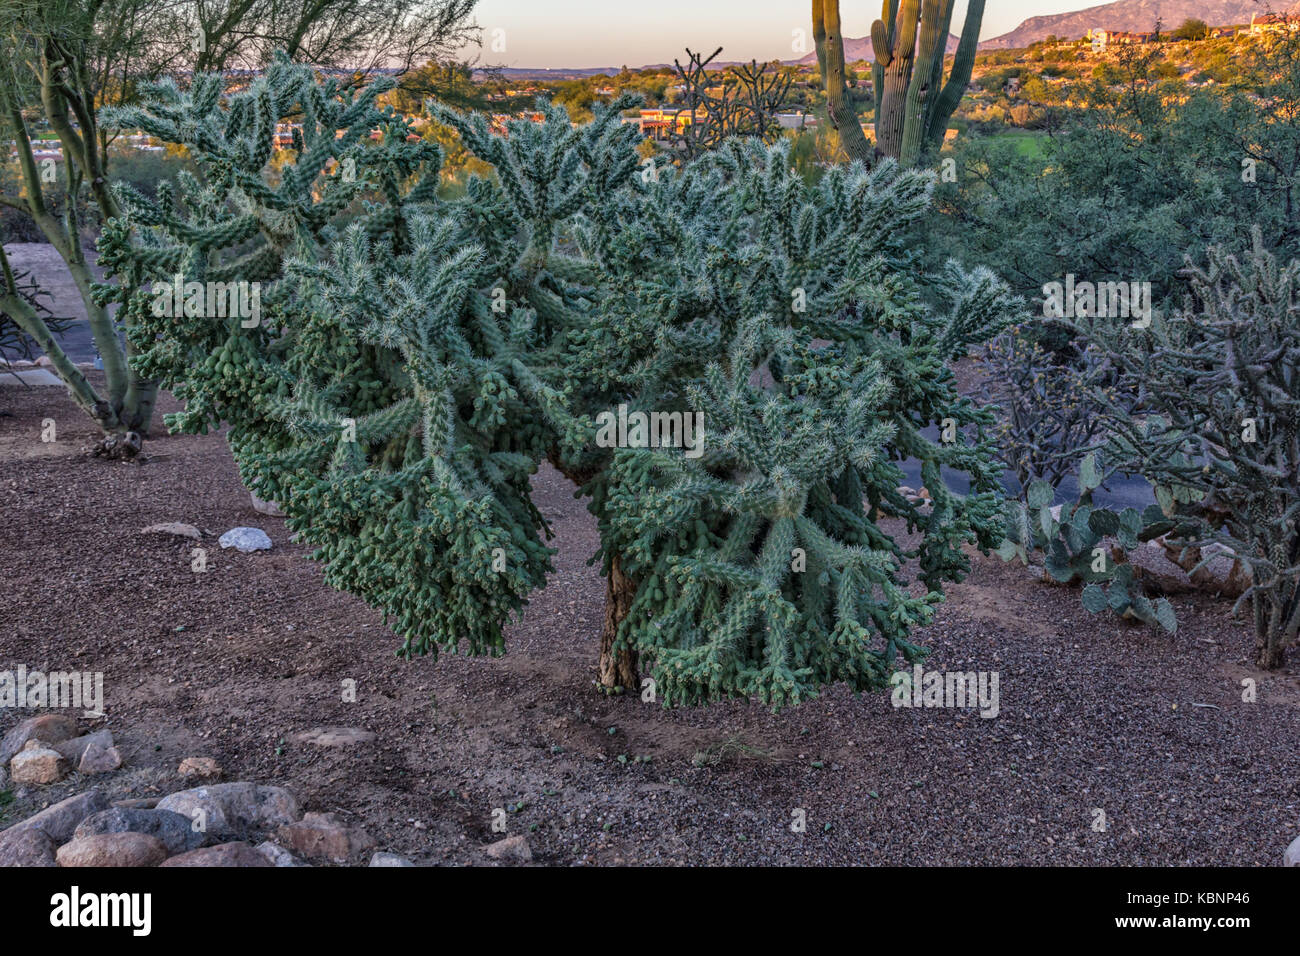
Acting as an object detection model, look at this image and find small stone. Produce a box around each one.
[78,742,122,775]
[10,743,68,784]
[0,790,108,843]
[73,807,205,855]
[276,811,376,863]
[52,729,113,764]
[1286,834,1300,867]
[484,835,532,863]
[218,527,272,553]
[56,832,168,867]
[155,782,300,840]
[290,727,377,748]
[178,757,222,780]
[159,842,273,867]
[141,522,201,540]
[0,714,78,766]
[255,841,311,867]
[0,828,57,867]
[250,492,286,518]
[369,852,415,867]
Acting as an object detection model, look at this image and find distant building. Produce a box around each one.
[1250,12,1300,35]
[773,111,817,131]
[1088,28,1109,52]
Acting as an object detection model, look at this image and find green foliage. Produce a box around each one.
[98,58,1017,708]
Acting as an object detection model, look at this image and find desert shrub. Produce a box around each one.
[96,58,1017,708]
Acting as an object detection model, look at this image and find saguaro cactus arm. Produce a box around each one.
[926,0,985,151]
[812,0,875,164]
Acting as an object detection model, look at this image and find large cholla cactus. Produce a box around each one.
[96,58,1016,708]
[1076,230,1300,669]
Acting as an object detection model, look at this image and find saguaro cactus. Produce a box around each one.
[813,0,985,166]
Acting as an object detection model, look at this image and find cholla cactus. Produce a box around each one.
[1075,230,1300,668]
[97,60,1017,707]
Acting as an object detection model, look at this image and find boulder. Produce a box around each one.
[78,741,122,774]
[0,790,108,843]
[484,834,532,863]
[159,842,273,867]
[0,714,78,765]
[218,527,272,553]
[52,729,113,764]
[56,832,168,867]
[254,841,311,867]
[155,782,300,841]
[275,811,375,863]
[10,741,68,784]
[0,828,57,867]
[73,807,205,855]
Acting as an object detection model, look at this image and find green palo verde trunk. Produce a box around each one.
[1,67,157,455]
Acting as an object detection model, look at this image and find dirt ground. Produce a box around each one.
[2,377,1298,865]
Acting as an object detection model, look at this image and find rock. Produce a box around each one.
[178,757,222,780]
[73,807,205,855]
[159,841,273,867]
[56,832,168,867]
[0,714,78,765]
[0,766,6,789]
[484,835,532,863]
[35,354,52,368]
[155,783,300,841]
[218,527,272,553]
[0,828,57,867]
[0,790,108,843]
[254,841,311,867]
[78,741,122,774]
[141,522,202,540]
[290,727,377,748]
[369,852,415,867]
[10,742,69,784]
[1286,834,1300,867]
[250,492,286,518]
[275,811,375,863]
[52,729,113,764]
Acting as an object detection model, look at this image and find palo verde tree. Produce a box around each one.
[0,0,476,454]
[97,59,1017,705]
[812,0,985,166]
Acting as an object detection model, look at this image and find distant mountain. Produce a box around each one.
[981,0,1278,48]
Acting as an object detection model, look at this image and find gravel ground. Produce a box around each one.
[1,378,1298,865]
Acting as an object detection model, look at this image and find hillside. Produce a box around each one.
[981,0,1277,47]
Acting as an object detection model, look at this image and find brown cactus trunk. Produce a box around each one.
[598,552,639,690]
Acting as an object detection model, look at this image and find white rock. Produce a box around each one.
[370,852,415,867]
[1285,834,1300,867]
[219,527,272,553]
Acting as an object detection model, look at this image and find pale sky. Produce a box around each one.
[455,1,1105,69]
